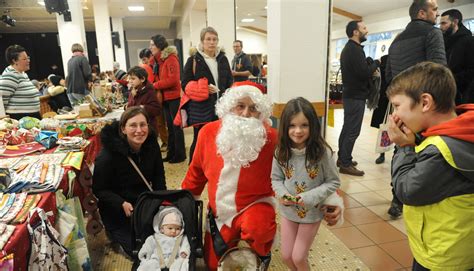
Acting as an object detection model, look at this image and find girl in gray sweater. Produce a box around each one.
[271,97,341,271]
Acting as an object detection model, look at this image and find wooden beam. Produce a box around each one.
[240,26,267,34]
[333,7,362,21]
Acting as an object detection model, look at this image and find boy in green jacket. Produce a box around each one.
[387,61,474,271]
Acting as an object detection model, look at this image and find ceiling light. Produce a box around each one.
[265,6,267,9]
[128,6,144,12]
[37,1,45,5]
[83,6,88,10]
[241,18,255,23]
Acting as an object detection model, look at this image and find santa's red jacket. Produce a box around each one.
[182,120,277,227]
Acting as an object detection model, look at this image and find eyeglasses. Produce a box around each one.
[126,122,149,130]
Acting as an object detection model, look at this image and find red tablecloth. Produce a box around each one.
[2,134,102,271]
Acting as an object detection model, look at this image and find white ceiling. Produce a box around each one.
[0,0,184,33]
[1,0,473,34]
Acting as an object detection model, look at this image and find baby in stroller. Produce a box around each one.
[137,206,190,271]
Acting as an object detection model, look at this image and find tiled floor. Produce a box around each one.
[326,108,413,270]
[88,107,413,270]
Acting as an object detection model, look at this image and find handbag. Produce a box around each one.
[375,103,394,153]
[27,207,68,270]
[127,156,153,192]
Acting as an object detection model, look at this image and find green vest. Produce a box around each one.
[403,136,474,270]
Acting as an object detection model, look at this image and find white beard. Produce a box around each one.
[216,114,267,168]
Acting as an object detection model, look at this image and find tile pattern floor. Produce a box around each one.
[88,108,412,270]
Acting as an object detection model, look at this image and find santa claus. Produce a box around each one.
[181,83,342,270]
[181,84,276,270]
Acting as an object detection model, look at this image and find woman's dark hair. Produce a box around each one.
[127,66,148,81]
[119,106,150,138]
[139,48,152,59]
[275,97,332,169]
[5,45,26,64]
[151,34,168,51]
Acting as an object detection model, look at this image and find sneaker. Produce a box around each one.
[339,165,365,176]
[336,160,358,167]
[160,143,168,153]
[375,153,385,164]
[387,202,403,219]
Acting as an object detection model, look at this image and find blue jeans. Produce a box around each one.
[337,98,365,167]
[67,90,90,105]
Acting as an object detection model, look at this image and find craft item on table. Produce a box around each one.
[18,117,40,130]
[0,193,16,218]
[0,118,19,131]
[54,113,78,120]
[0,253,14,271]
[0,224,15,250]
[35,131,58,149]
[0,168,12,192]
[56,137,89,153]
[61,152,84,170]
[11,194,41,224]
[0,142,46,157]
[82,193,98,212]
[3,128,37,146]
[40,118,60,131]
[5,153,67,194]
[0,192,27,223]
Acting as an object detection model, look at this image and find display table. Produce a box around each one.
[1,134,102,271]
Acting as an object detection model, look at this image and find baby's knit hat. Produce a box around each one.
[162,212,181,226]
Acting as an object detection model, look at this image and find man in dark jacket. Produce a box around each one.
[440,9,474,104]
[385,0,446,219]
[386,0,446,83]
[231,40,252,82]
[337,20,379,176]
[66,43,92,104]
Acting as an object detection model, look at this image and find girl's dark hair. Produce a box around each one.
[275,97,332,169]
[127,66,148,81]
[151,34,168,51]
[5,44,26,64]
[139,48,152,59]
[119,106,150,138]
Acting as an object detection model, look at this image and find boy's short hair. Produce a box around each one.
[387,62,456,113]
[71,43,84,53]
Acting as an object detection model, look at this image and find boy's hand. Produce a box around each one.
[387,115,415,146]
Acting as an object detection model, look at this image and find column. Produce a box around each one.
[207,0,235,62]
[267,0,331,120]
[178,17,192,61]
[111,17,127,71]
[189,10,207,47]
[56,0,87,77]
[92,0,114,72]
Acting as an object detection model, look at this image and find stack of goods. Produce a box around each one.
[1,153,67,194]
[56,137,89,153]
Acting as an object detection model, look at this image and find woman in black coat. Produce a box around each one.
[181,26,233,163]
[93,106,166,256]
[370,55,389,164]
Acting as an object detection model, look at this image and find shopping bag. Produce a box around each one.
[375,104,394,153]
[27,207,68,270]
[56,192,92,271]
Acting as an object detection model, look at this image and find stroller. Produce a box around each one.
[131,190,204,270]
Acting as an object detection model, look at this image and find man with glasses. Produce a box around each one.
[231,40,252,82]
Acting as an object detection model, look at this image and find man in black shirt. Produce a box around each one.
[231,40,252,82]
[338,20,379,176]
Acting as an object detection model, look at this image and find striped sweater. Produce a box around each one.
[0,66,40,114]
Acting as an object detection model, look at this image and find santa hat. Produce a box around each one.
[215,84,272,121]
[232,80,266,94]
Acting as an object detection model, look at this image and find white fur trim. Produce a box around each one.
[215,161,240,227]
[322,192,345,226]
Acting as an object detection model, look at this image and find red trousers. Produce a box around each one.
[204,203,276,270]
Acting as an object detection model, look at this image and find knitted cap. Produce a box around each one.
[162,212,181,226]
